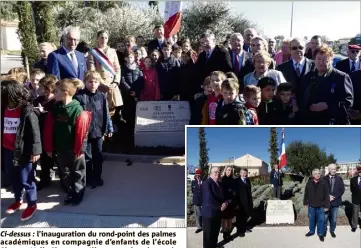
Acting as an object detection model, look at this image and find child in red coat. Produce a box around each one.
[139,57,161,101]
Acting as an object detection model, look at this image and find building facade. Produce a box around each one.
[209,154,269,177]
[324,161,360,176]
[1,20,22,51]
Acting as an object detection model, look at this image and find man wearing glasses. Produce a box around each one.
[276,37,315,104]
[48,26,87,81]
[335,44,361,74]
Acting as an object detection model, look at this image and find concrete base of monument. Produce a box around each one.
[266,200,295,224]
[1,161,185,228]
[134,132,185,148]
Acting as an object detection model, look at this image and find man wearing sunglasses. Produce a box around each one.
[276,38,315,106]
[335,44,361,74]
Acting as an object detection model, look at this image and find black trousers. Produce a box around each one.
[56,151,86,203]
[84,137,103,183]
[236,206,250,233]
[203,216,221,248]
[39,152,54,184]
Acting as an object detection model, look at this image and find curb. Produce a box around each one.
[103,152,185,163]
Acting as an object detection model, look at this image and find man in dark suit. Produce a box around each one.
[191,169,203,233]
[270,164,284,199]
[322,164,345,238]
[201,167,227,248]
[235,168,253,237]
[228,33,252,92]
[335,45,361,75]
[194,31,232,94]
[350,166,361,232]
[47,26,87,81]
[276,37,315,103]
[147,25,166,53]
[243,28,257,53]
[348,70,361,124]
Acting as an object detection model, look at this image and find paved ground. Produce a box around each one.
[187,226,360,248]
[1,160,186,228]
[1,55,22,74]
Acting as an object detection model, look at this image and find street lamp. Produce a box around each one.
[290,1,294,37]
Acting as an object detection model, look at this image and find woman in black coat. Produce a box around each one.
[220,166,236,243]
[298,44,353,125]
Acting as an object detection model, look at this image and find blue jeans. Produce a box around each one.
[3,148,37,206]
[308,206,325,236]
[324,206,338,233]
[84,137,103,182]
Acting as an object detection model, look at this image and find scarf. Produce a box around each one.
[125,62,137,71]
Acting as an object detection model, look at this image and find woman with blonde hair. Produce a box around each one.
[88,30,123,118]
[220,166,236,243]
[243,50,286,86]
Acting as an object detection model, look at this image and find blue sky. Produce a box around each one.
[186,127,361,166]
[132,1,360,40]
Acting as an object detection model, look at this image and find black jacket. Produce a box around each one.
[191,177,203,206]
[303,179,330,208]
[33,59,47,73]
[350,70,361,124]
[257,98,278,125]
[1,105,42,166]
[194,46,232,92]
[335,58,360,75]
[235,177,253,217]
[215,98,246,125]
[120,64,144,95]
[156,56,181,99]
[322,175,345,207]
[74,89,113,139]
[274,99,299,125]
[299,68,354,125]
[350,176,361,205]
[270,170,284,186]
[276,58,315,102]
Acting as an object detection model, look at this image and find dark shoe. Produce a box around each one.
[95,178,104,187]
[246,229,252,233]
[323,232,327,237]
[319,236,324,242]
[238,232,245,237]
[305,232,314,237]
[64,196,73,205]
[36,181,50,191]
[195,229,202,234]
[126,159,132,166]
[330,232,336,238]
[351,228,356,232]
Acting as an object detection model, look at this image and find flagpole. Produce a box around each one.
[279,128,284,186]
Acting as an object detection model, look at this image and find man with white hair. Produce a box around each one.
[304,168,330,242]
[322,164,345,238]
[47,26,87,81]
[228,33,251,86]
[243,28,257,53]
[201,166,227,248]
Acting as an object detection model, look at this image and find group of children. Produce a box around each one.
[1,69,112,221]
[192,71,299,125]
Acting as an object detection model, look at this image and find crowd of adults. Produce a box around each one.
[192,164,361,248]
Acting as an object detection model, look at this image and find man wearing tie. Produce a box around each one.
[191,169,203,233]
[47,26,86,81]
[228,33,251,93]
[350,166,361,232]
[270,164,284,199]
[322,164,345,238]
[201,167,226,248]
[276,37,315,103]
[147,25,166,53]
[335,44,361,74]
[235,168,253,237]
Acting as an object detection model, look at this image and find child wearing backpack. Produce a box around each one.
[43,78,92,206]
[2,80,42,221]
[74,71,113,188]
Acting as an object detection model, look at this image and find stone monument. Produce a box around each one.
[134,101,190,147]
[266,200,295,224]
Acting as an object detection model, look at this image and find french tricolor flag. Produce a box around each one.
[279,128,287,170]
[163,1,183,40]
